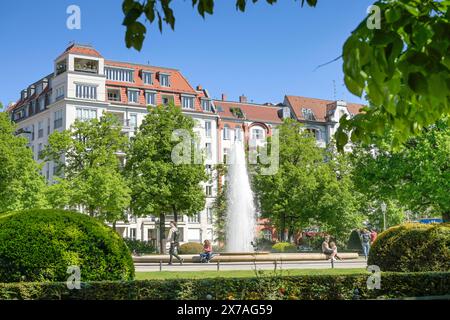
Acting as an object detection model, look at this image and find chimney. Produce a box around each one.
[239,95,247,103]
[221,93,227,101]
[196,85,203,91]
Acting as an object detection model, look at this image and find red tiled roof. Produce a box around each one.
[284,95,364,121]
[213,100,282,124]
[58,43,103,59]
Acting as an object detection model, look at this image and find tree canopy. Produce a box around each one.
[0,111,47,212]
[42,113,131,224]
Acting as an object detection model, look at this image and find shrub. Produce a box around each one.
[179,242,204,254]
[0,209,134,283]
[124,239,156,255]
[347,230,362,251]
[271,242,297,253]
[0,272,448,300]
[255,238,275,251]
[368,223,450,272]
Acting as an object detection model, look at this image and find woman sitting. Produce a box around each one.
[200,240,213,263]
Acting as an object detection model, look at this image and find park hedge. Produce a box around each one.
[0,272,448,300]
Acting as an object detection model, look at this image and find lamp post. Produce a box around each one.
[381,202,387,231]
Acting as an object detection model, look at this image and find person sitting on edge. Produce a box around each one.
[321,235,337,261]
[329,241,342,260]
[200,240,213,263]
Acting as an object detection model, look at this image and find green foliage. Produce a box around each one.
[179,242,204,254]
[0,209,134,283]
[1,272,449,300]
[42,114,131,223]
[121,0,317,50]
[271,242,297,253]
[338,0,450,150]
[0,112,47,212]
[212,165,227,244]
[368,223,450,272]
[124,239,156,255]
[253,120,365,242]
[351,121,450,222]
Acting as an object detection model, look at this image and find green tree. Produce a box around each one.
[121,0,450,149]
[125,105,207,253]
[0,111,47,212]
[351,120,450,222]
[253,120,364,242]
[212,164,227,246]
[42,113,131,227]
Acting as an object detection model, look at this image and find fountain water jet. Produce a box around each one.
[225,140,257,252]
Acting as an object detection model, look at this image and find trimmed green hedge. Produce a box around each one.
[179,242,204,254]
[0,209,134,283]
[271,242,297,253]
[124,239,156,255]
[368,223,450,272]
[0,272,448,300]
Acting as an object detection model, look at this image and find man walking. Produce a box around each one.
[360,229,371,260]
[167,221,184,265]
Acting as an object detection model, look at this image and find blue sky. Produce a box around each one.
[0,0,373,107]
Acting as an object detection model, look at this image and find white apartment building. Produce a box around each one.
[7,44,363,247]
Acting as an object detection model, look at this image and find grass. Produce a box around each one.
[135,268,367,280]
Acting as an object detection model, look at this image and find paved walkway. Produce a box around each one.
[135,258,368,272]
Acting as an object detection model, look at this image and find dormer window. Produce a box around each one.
[159,73,170,87]
[105,67,134,82]
[142,71,153,85]
[302,108,316,120]
[201,99,212,112]
[181,95,195,109]
[56,59,67,75]
[127,89,140,104]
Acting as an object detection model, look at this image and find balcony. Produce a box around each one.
[74,58,99,74]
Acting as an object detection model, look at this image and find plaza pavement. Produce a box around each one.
[135,258,368,272]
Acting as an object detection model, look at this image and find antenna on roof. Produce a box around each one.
[147,60,150,65]
[332,80,336,101]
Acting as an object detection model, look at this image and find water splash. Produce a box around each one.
[225,141,256,252]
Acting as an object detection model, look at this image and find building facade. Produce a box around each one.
[7,44,362,247]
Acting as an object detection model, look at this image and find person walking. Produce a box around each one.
[167,221,184,265]
[360,229,371,260]
[370,228,378,244]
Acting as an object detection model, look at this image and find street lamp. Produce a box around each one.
[381,202,387,231]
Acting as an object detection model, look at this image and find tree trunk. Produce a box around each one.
[280,213,286,242]
[173,205,178,223]
[159,213,166,254]
[443,211,450,223]
[112,221,116,232]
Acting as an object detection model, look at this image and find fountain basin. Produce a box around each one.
[133,252,359,263]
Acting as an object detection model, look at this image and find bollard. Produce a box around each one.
[331,258,334,269]
[217,260,220,271]
[274,260,277,271]
[159,260,162,271]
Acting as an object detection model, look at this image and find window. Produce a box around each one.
[37,143,43,159]
[235,127,242,141]
[162,95,174,105]
[129,228,137,240]
[206,208,213,224]
[252,128,264,140]
[39,96,45,111]
[76,107,97,121]
[188,214,200,223]
[47,118,50,135]
[205,121,212,138]
[206,186,213,196]
[187,228,201,242]
[223,125,230,140]
[181,96,195,109]
[56,59,67,75]
[223,148,229,164]
[127,89,139,103]
[75,84,97,100]
[54,110,63,129]
[145,91,156,106]
[55,86,64,101]
[302,108,316,120]
[201,99,212,112]
[38,121,44,138]
[142,71,153,84]
[159,73,170,87]
[31,124,35,141]
[74,58,98,74]
[105,67,134,82]
[107,89,121,102]
[205,143,212,160]
[129,113,137,128]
